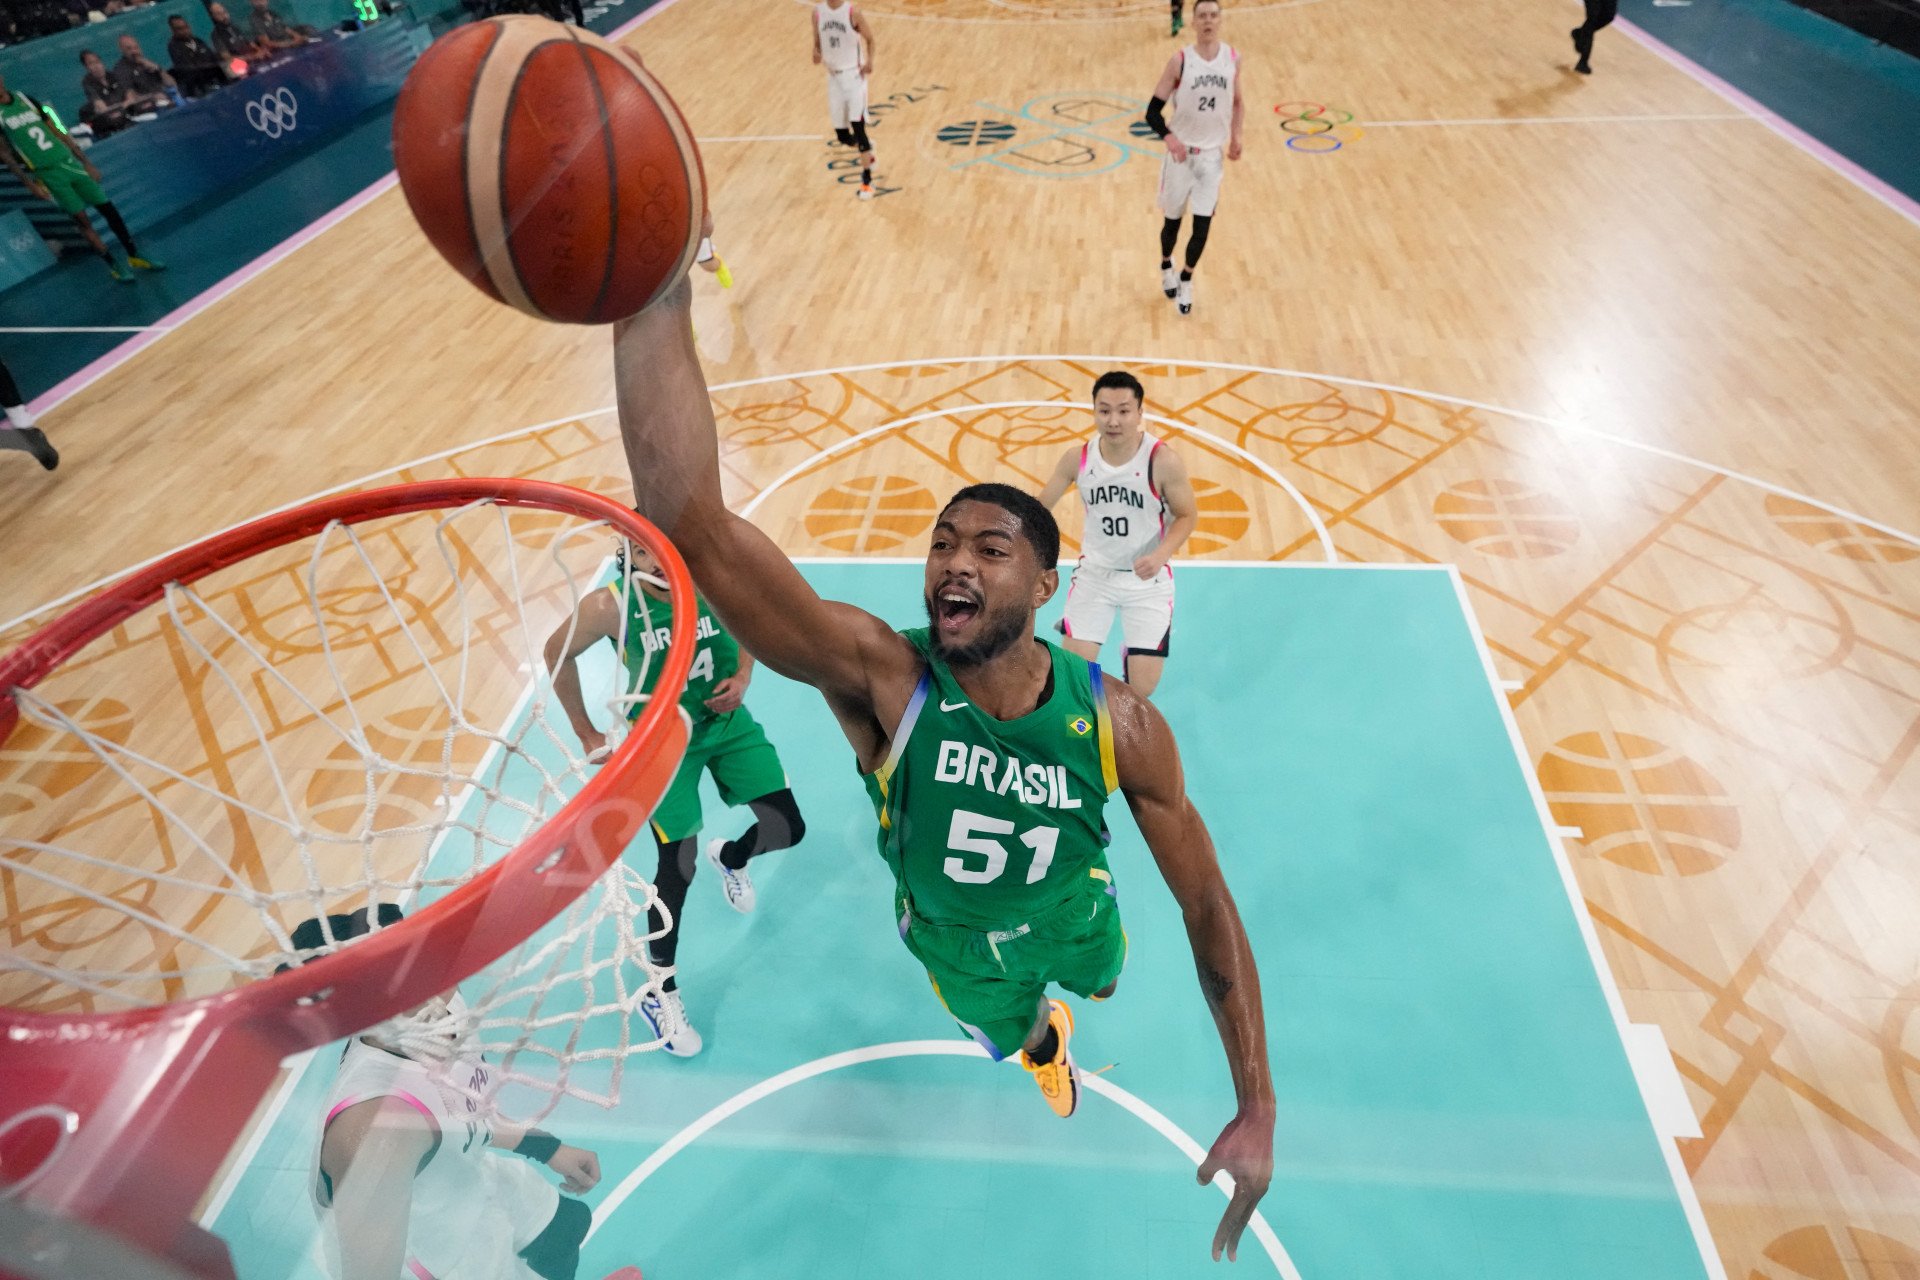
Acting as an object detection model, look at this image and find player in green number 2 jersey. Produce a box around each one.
[0,71,165,283]
[611,274,1274,1263]
[545,536,806,1059]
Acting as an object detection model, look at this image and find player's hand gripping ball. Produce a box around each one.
[392,15,707,324]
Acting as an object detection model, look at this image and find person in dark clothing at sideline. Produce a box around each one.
[1571,0,1617,75]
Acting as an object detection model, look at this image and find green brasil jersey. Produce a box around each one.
[0,93,81,175]
[610,582,739,727]
[863,628,1120,931]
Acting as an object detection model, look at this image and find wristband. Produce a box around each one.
[515,1128,561,1164]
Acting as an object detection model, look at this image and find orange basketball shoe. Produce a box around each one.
[1019,998,1079,1118]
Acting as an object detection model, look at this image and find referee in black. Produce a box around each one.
[1572,0,1618,74]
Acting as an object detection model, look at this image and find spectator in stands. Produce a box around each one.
[248,0,315,51]
[113,33,177,111]
[207,1,268,62]
[166,14,227,96]
[78,49,136,136]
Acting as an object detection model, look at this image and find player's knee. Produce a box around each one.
[1092,979,1119,1001]
[753,788,806,849]
[849,121,871,152]
[518,1195,591,1280]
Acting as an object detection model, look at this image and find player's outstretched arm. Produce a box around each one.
[1109,676,1274,1261]
[1037,446,1078,509]
[612,281,911,711]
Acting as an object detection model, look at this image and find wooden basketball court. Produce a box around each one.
[4,0,1919,1275]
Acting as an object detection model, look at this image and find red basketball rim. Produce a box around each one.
[0,478,695,1275]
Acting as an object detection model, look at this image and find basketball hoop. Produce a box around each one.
[0,480,695,1279]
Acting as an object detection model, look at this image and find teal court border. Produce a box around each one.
[202,560,1723,1280]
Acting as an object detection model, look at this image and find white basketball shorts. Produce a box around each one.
[1158,147,1224,218]
[1061,563,1174,655]
[827,67,868,130]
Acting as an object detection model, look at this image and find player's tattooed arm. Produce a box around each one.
[1109,674,1274,1260]
[1036,446,1079,509]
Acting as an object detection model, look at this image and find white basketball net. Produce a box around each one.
[0,497,681,1122]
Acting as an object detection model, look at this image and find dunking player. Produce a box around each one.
[545,538,805,1057]
[300,907,634,1280]
[812,0,877,199]
[1145,0,1244,316]
[1038,371,1197,698]
[611,279,1275,1261]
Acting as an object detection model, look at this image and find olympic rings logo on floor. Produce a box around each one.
[1274,101,1361,153]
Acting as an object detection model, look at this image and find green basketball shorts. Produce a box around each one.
[646,706,788,844]
[37,166,105,216]
[899,867,1128,1060]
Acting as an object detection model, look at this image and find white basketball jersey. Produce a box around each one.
[312,1027,518,1279]
[1076,434,1169,571]
[1170,43,1236,149]
[816,2,860,72]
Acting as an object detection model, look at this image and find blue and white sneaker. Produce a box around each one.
[705,837,755,914]
[641,988,702,1057]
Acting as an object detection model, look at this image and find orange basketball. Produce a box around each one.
[391,15,706,325]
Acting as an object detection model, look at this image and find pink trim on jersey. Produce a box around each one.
[405,1261,436,1280]
[326,1091,440,1136]
[1146,441,1164,499]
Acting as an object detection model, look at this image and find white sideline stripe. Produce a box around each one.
[697,133,820,143]
[736,401,1340,563]
[1365,113,1748,128]
[10,353,1913,638]
[0,326,175,334]
[1441,565,1729,1280]
[1626,1023,1704,1141]
[582,1038,1304,1279]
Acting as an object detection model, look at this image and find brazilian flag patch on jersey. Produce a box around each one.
[1067,714,1093,738]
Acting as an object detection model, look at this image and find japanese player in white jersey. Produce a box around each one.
[1038,371,1199,697]
[812,0,878,199]
[1144,0,1245,315]
[296,907,637,1280]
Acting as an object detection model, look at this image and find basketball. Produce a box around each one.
[390,15,706,325]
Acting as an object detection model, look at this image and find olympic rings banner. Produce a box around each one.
[1273,101,1363,153]
[6,21,428,235]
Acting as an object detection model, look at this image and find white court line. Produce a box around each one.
[697,134,820,143]
[1365,113,1749,128]
[1441,563,1728,1280]
[736,401,1340,563]
[582,1038,1304,1279]
[10,353,1914,638]
[0,326,175,334]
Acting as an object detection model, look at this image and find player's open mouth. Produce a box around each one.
[935,589,980,633]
